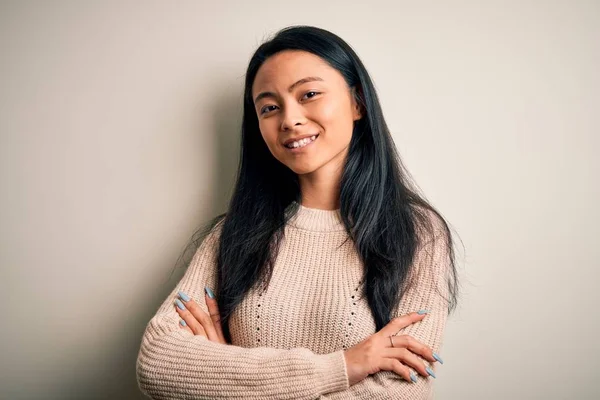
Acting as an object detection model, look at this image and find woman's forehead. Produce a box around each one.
[252,52,338,96]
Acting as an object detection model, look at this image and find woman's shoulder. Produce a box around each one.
[204,215,226,245]
[186,214,226,263]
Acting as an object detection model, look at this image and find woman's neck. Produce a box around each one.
[299,196,340,211]
[297,164,343,210]
[286,201,344,231]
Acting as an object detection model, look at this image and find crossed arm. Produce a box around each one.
[136,224,451,399]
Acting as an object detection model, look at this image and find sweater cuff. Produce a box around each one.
[314,350,350,394]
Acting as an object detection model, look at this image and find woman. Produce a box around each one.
[136,25,459,399]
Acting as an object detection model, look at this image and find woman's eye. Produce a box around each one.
[302,91,319,100]
[260,105,277,115]
[260,92,319,115]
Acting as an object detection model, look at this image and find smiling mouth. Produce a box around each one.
[285,134,319,149]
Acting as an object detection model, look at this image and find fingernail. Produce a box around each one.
[178,291,191,302]
[205,286,215,299]
[433,352,444,364]
[426,366,436,379]
[410,371,417,383]
[417,310,430,315]
[175,299,186,310]
[179,319,187,326]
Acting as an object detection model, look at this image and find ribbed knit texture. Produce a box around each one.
[136,202,451,399]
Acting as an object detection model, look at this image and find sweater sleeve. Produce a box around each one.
[136,223,350,400]
[321,221,452,400]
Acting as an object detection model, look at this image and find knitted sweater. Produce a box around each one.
[136,202,451,399]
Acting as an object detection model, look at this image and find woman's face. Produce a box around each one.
[251,50,362,176]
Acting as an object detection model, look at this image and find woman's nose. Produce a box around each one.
[280,104,307,131]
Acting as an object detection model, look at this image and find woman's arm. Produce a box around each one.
[136,225,349,400]
[322,220,453,400]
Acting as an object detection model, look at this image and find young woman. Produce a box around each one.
[136,25,459,400]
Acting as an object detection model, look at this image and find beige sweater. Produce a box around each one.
[136,202,451,399]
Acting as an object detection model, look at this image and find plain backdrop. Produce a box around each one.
[1,1,598,399]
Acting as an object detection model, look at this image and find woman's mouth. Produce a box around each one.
[284,134,319,151]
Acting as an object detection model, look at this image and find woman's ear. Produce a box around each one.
[351,85,364,121]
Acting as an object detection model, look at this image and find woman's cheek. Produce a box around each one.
[319,102,351,137]
[315,100,337,123]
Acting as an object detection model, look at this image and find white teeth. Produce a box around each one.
[287,135,318,149]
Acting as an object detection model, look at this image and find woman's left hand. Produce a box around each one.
[174,288,227,344]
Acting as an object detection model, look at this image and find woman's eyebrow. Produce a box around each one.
[254,76,324,104]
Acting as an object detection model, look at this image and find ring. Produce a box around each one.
[389,335,395,348]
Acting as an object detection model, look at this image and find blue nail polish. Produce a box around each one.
[175,299,186,310]
[178,291,191,302]
[433,352,444,364]
[426,366,436,378]
[205,286,215,299]
[417,310,430,315]
[410,371,417,383]
[180,319,187,326]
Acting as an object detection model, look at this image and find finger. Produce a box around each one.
[204,287,226,343]
[383,347,431,377]
[378,311,428,337]
[176,294,220,342]
[379,358,416,383]
[385,334,438,364]
[175,299,207,337]
[178,318,194,335]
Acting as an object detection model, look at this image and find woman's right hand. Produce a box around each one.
[343,311,440,385]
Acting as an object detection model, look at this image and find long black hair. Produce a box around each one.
[186,25,459,344]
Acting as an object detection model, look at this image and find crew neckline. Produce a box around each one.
[286,201,345,232]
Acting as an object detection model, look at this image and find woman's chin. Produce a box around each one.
[286,162,319,176]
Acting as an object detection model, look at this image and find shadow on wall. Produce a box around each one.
[57,84,243,400]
